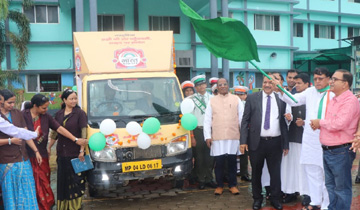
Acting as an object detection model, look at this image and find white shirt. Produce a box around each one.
[190,92,212,126]
[278,86,334,167]
[203,97,244,156]
[0,116,37,140]
[260,92,281,137]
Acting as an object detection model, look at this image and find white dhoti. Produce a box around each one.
[278,86,333,210]
[300,129,329,209]
[281,142,309,195]
[303,164,329,209]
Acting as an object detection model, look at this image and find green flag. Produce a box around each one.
[179,0,260,62]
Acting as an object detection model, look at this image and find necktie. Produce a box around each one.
[264,95,271,130]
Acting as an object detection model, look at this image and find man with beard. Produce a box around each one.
[286,70,299,94]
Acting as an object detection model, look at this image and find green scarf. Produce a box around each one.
[317,86,330,93]
[317,86,330,119]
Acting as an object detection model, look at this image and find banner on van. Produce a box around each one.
[73,31,174,74]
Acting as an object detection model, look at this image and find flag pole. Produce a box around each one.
[249,60,298,103]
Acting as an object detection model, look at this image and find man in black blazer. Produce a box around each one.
[240,75,289,210]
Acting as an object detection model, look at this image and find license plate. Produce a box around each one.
[122,159,162,173]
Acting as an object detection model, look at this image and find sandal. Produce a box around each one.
[302,205,321,210]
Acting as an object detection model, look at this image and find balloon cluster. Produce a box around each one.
[180,99,198,130]
[125,117,160,150]
[88,98,197,152]
[89,119,116,151]
[88,117,162,151]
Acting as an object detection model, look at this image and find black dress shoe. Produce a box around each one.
[302,194,311,206]
[198,182,205,189]
[241,175,252,182]
[355,175,360,184]
[252,199,262,210]
[270,200,283,210]
[282,193,297,203]
[206,181,217,188]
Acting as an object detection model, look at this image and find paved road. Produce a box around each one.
[48,149,360,210]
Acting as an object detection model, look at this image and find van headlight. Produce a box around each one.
[90,147,117,162]
[167,134,188,156]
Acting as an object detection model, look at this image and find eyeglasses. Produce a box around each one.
[330,77,346,82]
[313,77,327,82]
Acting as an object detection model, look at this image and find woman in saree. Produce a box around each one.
[22,94,87,210]
[0,89,42,210]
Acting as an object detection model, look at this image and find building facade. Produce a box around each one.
[2,0,360,110]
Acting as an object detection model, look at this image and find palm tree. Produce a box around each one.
[0,0,32,90]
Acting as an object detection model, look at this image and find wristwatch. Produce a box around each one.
[74,138,79,143]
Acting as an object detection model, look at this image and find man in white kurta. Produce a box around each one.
[276,68,332,209]
[204,78,244,195]
[281,73,310,205]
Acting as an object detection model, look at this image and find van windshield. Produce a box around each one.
[87,77,182,126]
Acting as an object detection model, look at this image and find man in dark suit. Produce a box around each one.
[240,75,289,210]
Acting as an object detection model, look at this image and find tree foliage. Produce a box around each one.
[0,1,32,71]
[7,10,31,70]
[0,0,32,90]
[0,0,9,21]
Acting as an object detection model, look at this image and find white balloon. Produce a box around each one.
[180,98,195,114]
[137,132,151,150]
[99,119,116,135]
[126,121,142,135]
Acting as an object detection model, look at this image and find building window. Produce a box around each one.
[27,74,61,92]
[98,15,124,31]
[293,23,303,37]
[314,24,335,39]
[149,16,180,34]
[348,27,360,38]
[254,14,280,31]
[349,0,360,3]
[23,5,59,23]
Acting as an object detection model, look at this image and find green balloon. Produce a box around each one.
[72,86,77,91]
[142,117,161,134]
[181,113,198,131]
[89,132,106,151]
